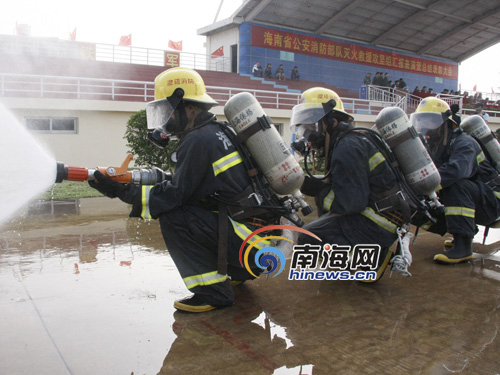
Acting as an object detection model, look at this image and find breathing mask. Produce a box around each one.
[146,88,187,148]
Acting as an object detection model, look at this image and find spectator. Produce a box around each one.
[372,72,383,86]
[475,102,490,123]
[275,64,285,81]
[398,78,407,90]
[428,88,434,96]
[382,73,390,87]
[363,72,372,85]
[252,61,263,77]
[264,63,272,79]
[291,66,300,81]
[450,103,461,126]
[412,86,420,95]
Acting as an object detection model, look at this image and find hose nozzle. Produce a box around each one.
[55,154,171,185]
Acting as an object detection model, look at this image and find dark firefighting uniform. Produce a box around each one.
[298,131,402,250]
[130,112,270,306]
[422,131,500,237]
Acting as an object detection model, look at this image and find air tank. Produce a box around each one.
[224,92,312,214]
[375,107,441,199]
[461,114,500,173]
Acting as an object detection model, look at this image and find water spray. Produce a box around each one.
[55,154,171,185]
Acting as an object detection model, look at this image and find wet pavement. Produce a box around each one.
[1,197,500,375]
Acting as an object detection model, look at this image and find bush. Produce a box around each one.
[124,110,178,173]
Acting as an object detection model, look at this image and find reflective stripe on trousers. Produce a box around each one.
[183,270,228,290]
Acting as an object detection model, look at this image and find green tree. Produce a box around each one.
[124,110,178,173]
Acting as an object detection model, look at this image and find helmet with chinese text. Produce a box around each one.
[146,68,218,147]
[410,97,458,153]
[290,87,353,129]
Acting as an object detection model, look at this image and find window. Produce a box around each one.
[274,122,283,135]
[25,117,78,133]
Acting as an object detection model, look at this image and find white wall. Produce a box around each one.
[4,96,498,171]
[206,27,239,72]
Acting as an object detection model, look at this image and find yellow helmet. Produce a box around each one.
[290,87,353,129]
[146,68,218,142]
[153,67,218,108]
[410,97,458,151]
[411,97,457,134]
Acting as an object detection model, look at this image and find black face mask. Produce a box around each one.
[147,103,188,149]
[291,129,326,155]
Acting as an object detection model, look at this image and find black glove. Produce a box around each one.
[88,170,137,204]
[300,175,327,197]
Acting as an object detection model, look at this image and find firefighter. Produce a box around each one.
[290,87,406,282]
[411,97,500,264]
[89,67,275,312]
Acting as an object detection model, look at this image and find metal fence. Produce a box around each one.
[0,34,233,72]
[0,73,402,114]
[2,73,499,118]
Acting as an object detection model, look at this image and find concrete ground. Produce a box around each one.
[1,197,500,375]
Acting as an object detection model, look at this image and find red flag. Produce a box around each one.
[119,34,131,46]
[168,40,183,51]
[70,28,76,41]
[211,46,224,58]
[492,87,495,94]
[473,84,477,92]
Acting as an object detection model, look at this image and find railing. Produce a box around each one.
[2,73,500,118]
[0,73,404,114]
[0,34,232,72]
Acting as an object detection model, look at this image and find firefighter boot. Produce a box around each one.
[358,247,393,283]
[174,294,233,313]
[434,234,473,264]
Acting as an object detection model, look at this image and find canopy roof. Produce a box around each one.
[199,0,500,63]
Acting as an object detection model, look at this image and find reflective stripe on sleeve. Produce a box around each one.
[369,152,385,172]
[212,151,243,176]
[322,189,335,212]
[445,206,475,218]
[477,151,485,165]
[183,270,228,290]
[141,185,152,219]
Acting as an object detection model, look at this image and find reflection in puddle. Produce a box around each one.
[474,225,500,245]
[273,364,314,374]
[2,198,500,374]
[252,311,294,349]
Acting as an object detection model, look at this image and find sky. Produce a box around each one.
[1,0,499,95]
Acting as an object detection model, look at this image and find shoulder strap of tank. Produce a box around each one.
[212,121,302,225]
[339,128,425,222]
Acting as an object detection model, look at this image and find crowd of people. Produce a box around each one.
[364,71,407,90]
[253,61,300,81]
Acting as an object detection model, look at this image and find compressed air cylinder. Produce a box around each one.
[461,114,500,173]
[224,92,305,196]
[375,107,441,197]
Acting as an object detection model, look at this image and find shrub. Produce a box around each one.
[124,110,178,173]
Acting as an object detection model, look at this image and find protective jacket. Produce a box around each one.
[425,131,500,236]
[130,111,270,306]
[302,130,402,249]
